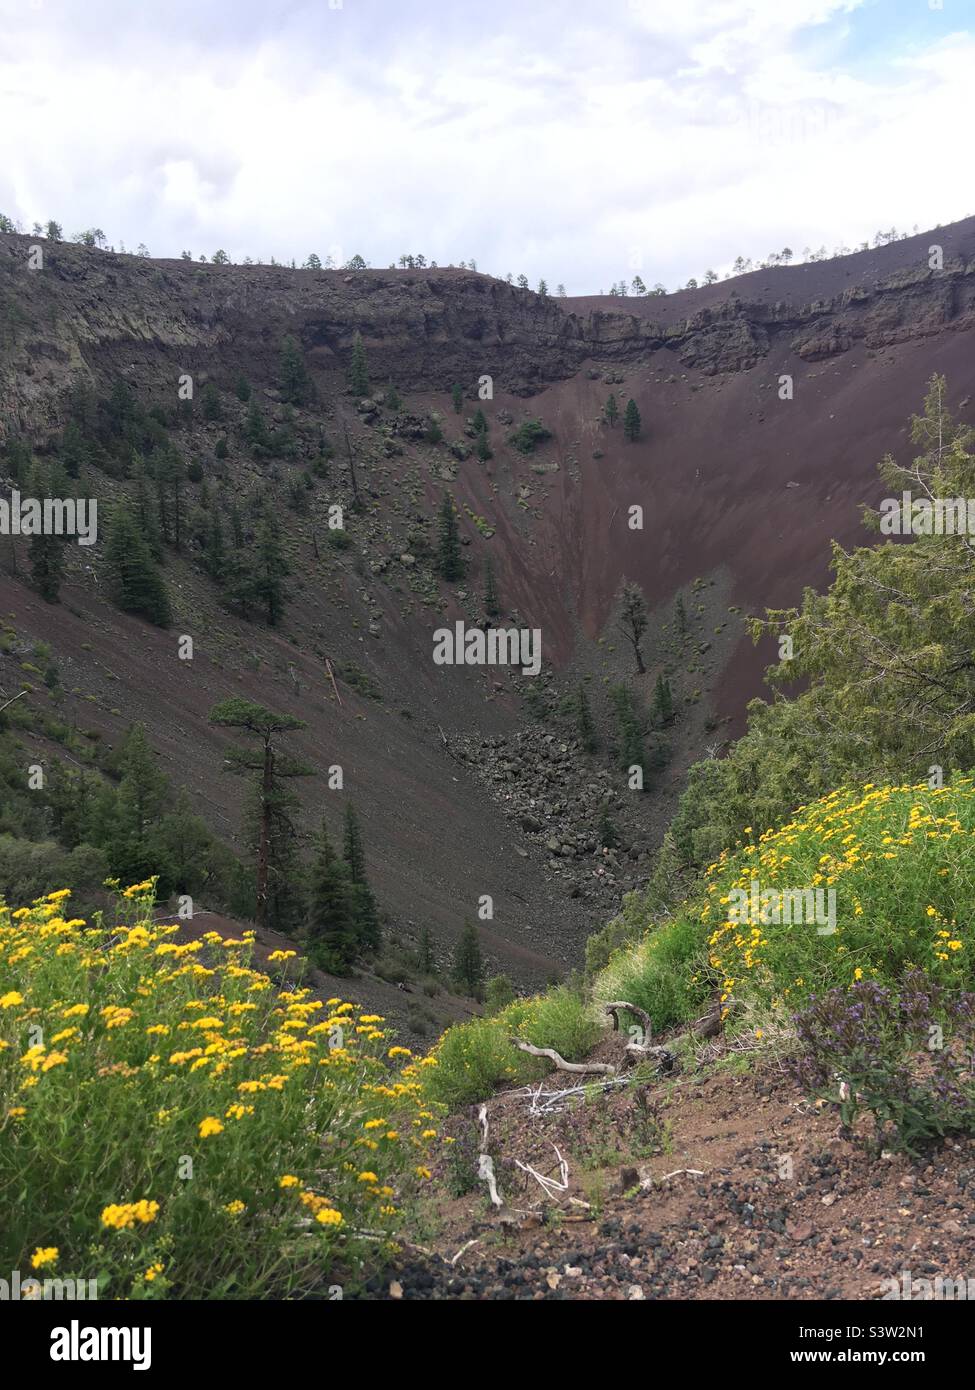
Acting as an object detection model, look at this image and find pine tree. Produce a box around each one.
[280,334,313,405]
[610,684,645,776]
[385,383,401,410]
[451,383,463,414]
[306,818,357,974]
[342,800,380,952]
[60,420,89,478]
[235,375,251,403]
[250,505,290,625]
[604,393,619,428]
[474,428,492,462]
[623,398,642,441]
[597,799,618,848]
[347,331,369,396]
[209,699,309,931]
[471,407,488,434]
[483,557,500,617]
[575,684,597,752]
[453,920,484,997]
[618,580,648,674]
[110,723,168,882]
[103,502,171,626]
[244,399,270,454]
[203,511,226,582]
[417,926,436,975]
[201,382,222,421]
[132,454,162,560]
[27,465,66,602]
[484,975,515,1014]
[436,492,464,580]
[651,674,674,726]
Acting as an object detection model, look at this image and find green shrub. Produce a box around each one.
[507,419,552,455]
[592,913,709,1034]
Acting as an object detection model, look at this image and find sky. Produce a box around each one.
[0,0,971,294]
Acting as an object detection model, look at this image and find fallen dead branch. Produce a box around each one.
[476,1103,504,1208]
[605,1000,653,1038]
[509,1037,616,1075]
[513,1143,570,1202]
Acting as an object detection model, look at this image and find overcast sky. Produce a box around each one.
[0,0,971,293]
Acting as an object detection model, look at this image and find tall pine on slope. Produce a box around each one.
[347,331,369,396]
[453,920,484,997]
[575,684,598,751]
[342,800,381,952]
[27,464,66,602]
[279,334,313,406]
[436,492,464,580]
[103,501,171,626]
[108,723,168,882]
[306,818,357,974]
[623,398,642,441]
[483,557,500,618]
[208,699,309,931]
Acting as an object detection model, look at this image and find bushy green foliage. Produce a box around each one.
[423,986,601,1107]
[508,418,552,454]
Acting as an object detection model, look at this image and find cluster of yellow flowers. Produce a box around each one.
[0,883,441,1295]
[698,779,973,1011]
[101,1200,160,1230]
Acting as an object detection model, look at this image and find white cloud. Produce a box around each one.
[0,0,970,291]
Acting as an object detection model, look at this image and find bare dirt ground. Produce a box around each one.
[365,1059,975,1301]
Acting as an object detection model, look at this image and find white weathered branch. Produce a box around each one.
[509,1037,616,1075]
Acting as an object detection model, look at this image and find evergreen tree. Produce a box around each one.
[537,278,548,296]
[451,383,463,414]
[201,382,222,421]
[60,420,89,478]
[132,453,162,561]
[483,557,500,617]
[235,375,251,403]
[484,974,515,1014]
[417,925,436,975]
[597,799,618,848]
[151,441,184,548]
[306,818,357,974]
[604,393,619,428]
[651,674,674,726]
[342,800,381,951]
[610,684,645,777]
[385,383,401,410]
[618,580,648,674]
[623,398,642,441]
[575,684,598,752]
[202,511,226,582]
[110,723,168,882]
[471,407,488,434]
[347,330,369,396]
[279,334,313,406]
[103,502,171,626]
[26,465,66,602]
[230,504,289,625]
[436,492,464,580]
[474,428,492,462]
[244,399,270,455]
[209,699,309,931]
[452,920,484,997]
